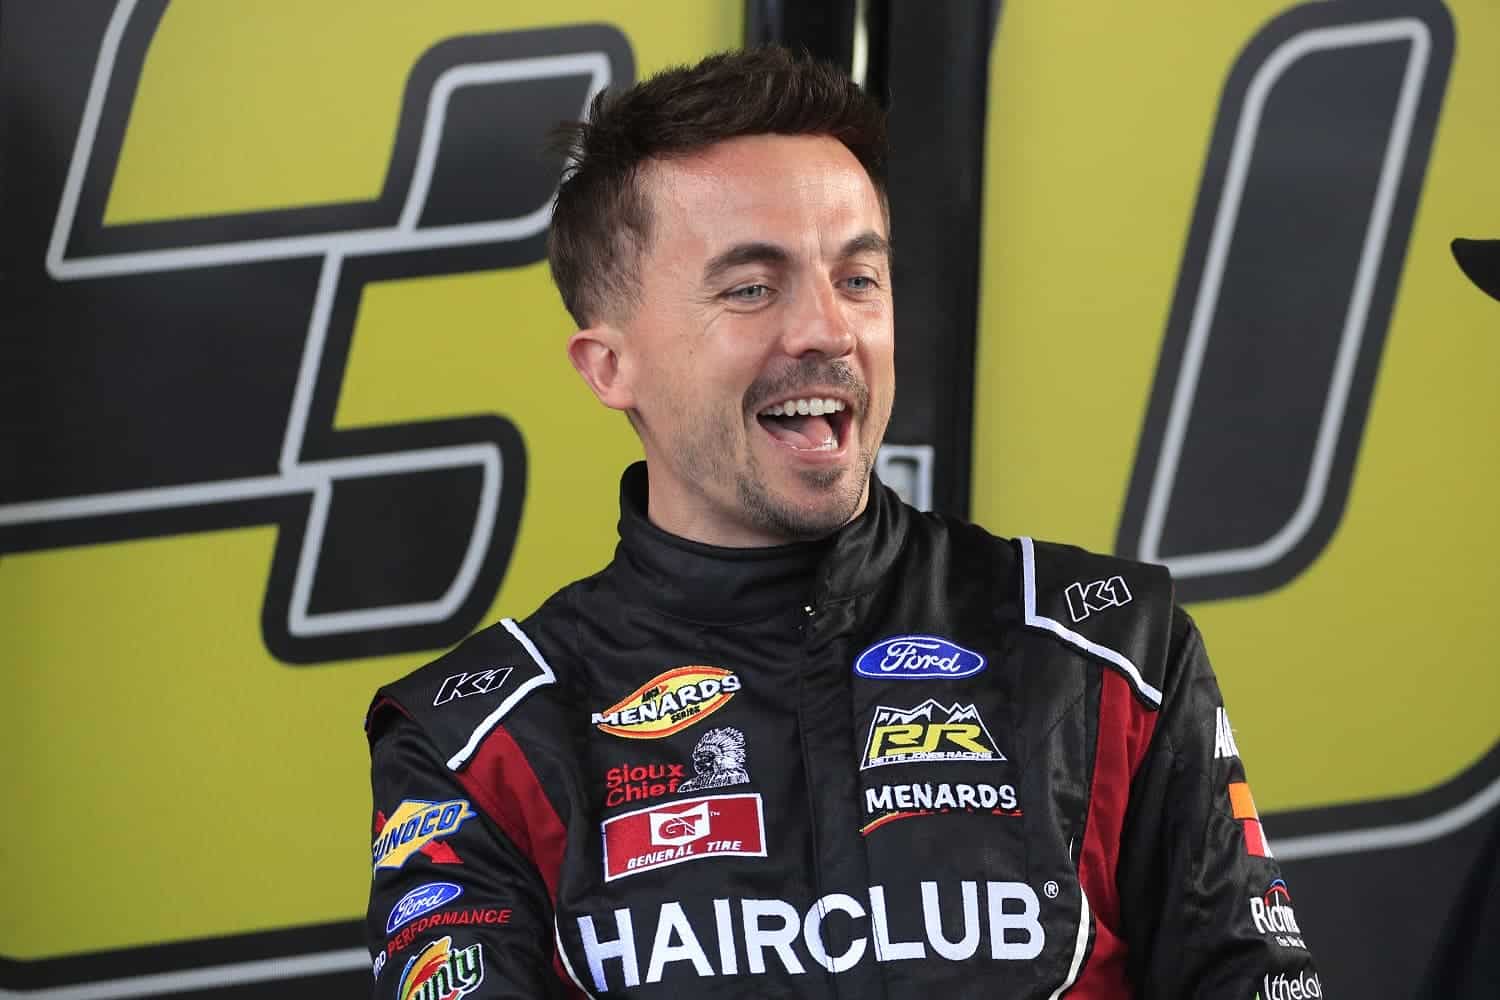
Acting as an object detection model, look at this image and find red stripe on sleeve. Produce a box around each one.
[1071,670,1159,995]
[453,724,585,998]
[1242,819,1271,858]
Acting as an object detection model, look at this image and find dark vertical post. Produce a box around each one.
[745,0,998,518]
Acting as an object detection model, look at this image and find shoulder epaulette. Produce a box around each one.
[1015,537,1174,709]
[365,617,557,771]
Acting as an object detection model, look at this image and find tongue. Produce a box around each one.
[760,413,834,450]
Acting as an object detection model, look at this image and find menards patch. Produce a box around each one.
[593,666,741,739]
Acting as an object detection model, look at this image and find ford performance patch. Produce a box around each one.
[387,882,464,934]
[854,635,986,680]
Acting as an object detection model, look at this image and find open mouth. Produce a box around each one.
[755,396,852,452]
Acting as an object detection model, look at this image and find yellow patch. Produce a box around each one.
[592,667,741,739]
[373,799,477,872]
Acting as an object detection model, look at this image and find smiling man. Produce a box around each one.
[555,100,893,549]
[364,48,1318,998]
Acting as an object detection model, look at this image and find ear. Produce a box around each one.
[567,324,636,411]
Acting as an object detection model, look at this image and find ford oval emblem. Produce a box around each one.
[386,881,463,934]
[854,635,986,680]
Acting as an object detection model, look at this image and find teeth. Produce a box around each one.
[759,398,847,417]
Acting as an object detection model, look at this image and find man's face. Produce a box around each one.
[608,133,894,547]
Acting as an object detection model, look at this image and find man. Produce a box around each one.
[365,47,1319,997]
[1415,236,1500,1000]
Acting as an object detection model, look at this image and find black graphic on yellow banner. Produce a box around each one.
[2,0,743,994]
[1116,0,1453,603]
[974,0,1499,823]
[1,0,632,664]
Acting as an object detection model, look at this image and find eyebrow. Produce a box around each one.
[839,230,892,263]
[701,231,892,286]
[702,242,791,285]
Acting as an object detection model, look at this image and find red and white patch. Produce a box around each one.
[600,793,766,882]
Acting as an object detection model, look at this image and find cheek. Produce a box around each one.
[863,329,897,385]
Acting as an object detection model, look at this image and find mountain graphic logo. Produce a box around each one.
[862,700,1005,770]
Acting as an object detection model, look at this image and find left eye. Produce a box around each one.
[844,276,877,291]
[729,284,770,300]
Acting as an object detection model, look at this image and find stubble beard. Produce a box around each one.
[734,446,873,542]
[670,359,879,543]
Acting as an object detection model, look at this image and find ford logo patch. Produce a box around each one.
[386,881,463,934]
[854,635,986,680]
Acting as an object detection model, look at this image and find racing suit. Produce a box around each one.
[365,463,1319,998]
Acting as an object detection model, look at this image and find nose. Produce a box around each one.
[781,277,856,359]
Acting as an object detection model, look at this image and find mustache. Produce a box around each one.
[746,359,869,414]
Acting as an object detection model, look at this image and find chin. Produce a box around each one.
[738,467,866,542]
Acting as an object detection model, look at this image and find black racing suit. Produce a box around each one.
[365,463,1320,998]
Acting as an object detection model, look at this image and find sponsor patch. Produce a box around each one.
[1228,780,1274,857]
[397,936,484,1000]
[374,810,464,869]
[861,781,1021,835]
[854,635,986,680]
[1261,969,1322,999]
[1064,574,1132,622]
[593,666,741,739]
[601,793,766,881]
[387,882,464,935]
[605,761,687,807]
[862,701,1004,769]
[434,668,512,707]
[1249,879,1307,950]
[372,949,386,981]
[373,799,477,872]
[571,879,1045,991]
[386,909,513,959]
[1214,704,1241,759]
[678,727,751,792]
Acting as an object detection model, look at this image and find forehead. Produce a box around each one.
[642,134,886,259]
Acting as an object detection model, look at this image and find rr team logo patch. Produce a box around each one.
[396,936,484,1000]
[601,793,766,881]
[592,666,740,739]
[373,799,477,872]
[862,701,1004,769]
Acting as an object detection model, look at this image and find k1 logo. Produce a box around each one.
[0,0,633,662]
[1063,574,1132,622]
